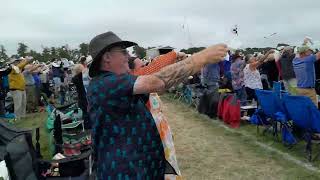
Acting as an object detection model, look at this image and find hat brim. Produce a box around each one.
[52,63,60,67]
[89,40,137,78]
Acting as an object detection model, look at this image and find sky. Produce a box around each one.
[1,0,319,55]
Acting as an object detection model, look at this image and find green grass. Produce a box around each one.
[12,112,52,160]
[165,93,320,166]
[7,93,320,179]
[162,93,320,179]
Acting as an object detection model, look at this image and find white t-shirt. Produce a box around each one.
[244,64,263,89]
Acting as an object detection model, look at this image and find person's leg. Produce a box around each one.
[21,90,26,117]
[0,99,6,116]
[261,74,270,90]
[239,86,247,105]
[53,77,61,101]
[25,86,32,112]
[245,87,253,101]
[235,87,247,106]
[11,90,22,118]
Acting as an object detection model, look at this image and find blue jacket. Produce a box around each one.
[201,63,220,86]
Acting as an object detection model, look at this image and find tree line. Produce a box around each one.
[0,43,288,63]
[0,43,89,63]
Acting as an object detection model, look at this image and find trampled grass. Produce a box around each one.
[9,94,320,179]
[161,94,320,180]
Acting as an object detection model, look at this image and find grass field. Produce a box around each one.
[161,95,320,179]
[10,94,320,179]
[12,112,51,159]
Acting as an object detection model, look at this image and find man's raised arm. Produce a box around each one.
[133,44,228,95]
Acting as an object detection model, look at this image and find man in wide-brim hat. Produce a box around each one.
[87,31,228,179]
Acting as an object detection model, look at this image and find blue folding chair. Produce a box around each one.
[283,95,320,161]
[255,89,288,140]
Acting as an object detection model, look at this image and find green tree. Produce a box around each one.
[0,45,8,61]
[41,47,52,62]
[50,47,58,58]
[58,46,71,59]
[29,50,42,62]
[132,45,146,58]
[180,47,205,54]
[17,43,28,57]
[79,43,89,56]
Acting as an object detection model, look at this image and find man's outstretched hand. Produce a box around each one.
[200,44,228,64]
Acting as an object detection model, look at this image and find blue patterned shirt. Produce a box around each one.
[87,72,165,179]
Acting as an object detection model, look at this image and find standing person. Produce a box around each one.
[199,60,222,118]
[279,47,297,94]
[223,51,232,80]
[52,61,64,104]
[33,65,43,110]
[128,51,186,180]
[87,31,227,179]
[201,62,221,93]
[23,64,41,113]
[259,56,279,89]
[72,63,91,129]
[39,64,52,99]
[60,60,72,105]
[230,51,247,105]
[0,65,12,118]
[293,45,320,107]
[244,50,274,101]
[8,57,31,119]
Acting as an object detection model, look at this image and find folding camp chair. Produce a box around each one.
[255,89,288,140]
[283,95,320,161]
[0,121,94,180]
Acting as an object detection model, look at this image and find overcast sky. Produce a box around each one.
[1,0,319,55]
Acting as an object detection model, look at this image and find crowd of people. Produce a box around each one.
[198,38,320,109]
[0,55,89,121]
[2,31,320,179]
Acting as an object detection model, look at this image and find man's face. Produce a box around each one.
[134,58,145,70]
[102,46,130,75]
[306,49,313,56]
[249,56,257,64]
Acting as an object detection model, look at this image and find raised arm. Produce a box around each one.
[133,51,186,76]
[29,65,42,73]
[249,50,275,70]
[133,44,228,94]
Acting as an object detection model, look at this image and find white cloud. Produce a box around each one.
[0,0,319,55]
